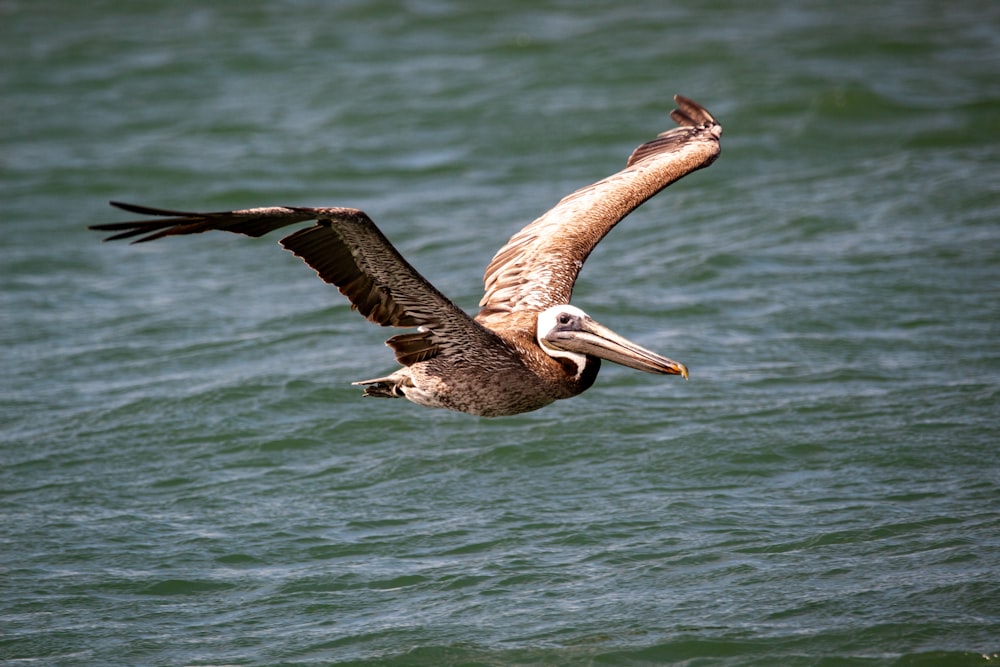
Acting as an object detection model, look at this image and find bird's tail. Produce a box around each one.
[352,371,409,399]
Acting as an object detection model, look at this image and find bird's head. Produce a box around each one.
[536,305,688,380]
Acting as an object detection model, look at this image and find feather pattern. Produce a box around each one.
[475,94,720,327]
[92,203,508,368]
[278,210,505,366]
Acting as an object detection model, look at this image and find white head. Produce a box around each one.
[536,304,689,380]
[536,305,592,378]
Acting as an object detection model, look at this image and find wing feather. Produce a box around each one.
[92,203,504,366]
[93,201,318,242]
[476,94,721,326]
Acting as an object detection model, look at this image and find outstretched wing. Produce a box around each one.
[92,202,503,366]
[476,94,722,327]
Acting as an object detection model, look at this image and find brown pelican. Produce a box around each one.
[91,94,721,417]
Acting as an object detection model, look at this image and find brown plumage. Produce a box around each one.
[91,94,722,417]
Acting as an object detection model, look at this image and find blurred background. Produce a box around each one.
[2,1,998,665]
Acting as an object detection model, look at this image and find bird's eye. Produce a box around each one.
[558,314,572,325]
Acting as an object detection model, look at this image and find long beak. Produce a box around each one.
[551,318,689,378]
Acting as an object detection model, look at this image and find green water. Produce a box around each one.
[2,1,998,665]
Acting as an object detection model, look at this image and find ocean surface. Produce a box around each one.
[2,1,998,665]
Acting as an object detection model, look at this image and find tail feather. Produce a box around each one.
[352,371,410,398]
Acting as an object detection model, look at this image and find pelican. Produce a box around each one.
[91,94,721,417]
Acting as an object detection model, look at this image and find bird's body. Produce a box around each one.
[91,94,722,417]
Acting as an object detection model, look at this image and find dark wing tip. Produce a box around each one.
[625,95,721,167]
[92,201,324,243]
[87,201,203,243]
[669,94,720,134]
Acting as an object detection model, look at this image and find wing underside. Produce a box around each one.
[92,203,502,366]
[476,94,721,326]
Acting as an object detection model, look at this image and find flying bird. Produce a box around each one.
[91,94,721,417]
